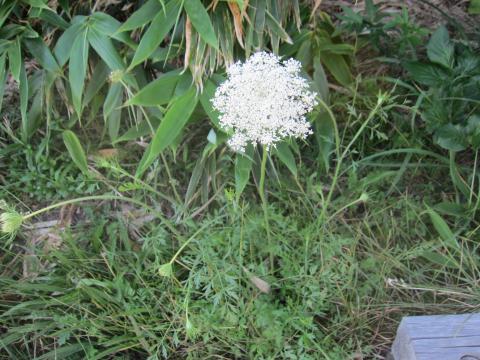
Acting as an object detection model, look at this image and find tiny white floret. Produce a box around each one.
[212,52,318,152]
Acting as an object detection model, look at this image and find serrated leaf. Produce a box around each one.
[62,130,89,175]
[403,61,446,86]
[136,87,198,177]
[183,0,218,49]
[427,26,454,68]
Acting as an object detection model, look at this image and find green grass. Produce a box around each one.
[2,131,480,359]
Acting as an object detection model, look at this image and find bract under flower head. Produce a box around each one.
[212,51,318,152]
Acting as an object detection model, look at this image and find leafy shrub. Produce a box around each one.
[405,26,480,152]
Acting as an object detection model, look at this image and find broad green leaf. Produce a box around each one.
[318,43,355,55]
[62,130,89,175]
[117,0,163,32]
[0,54,6,113]
[54,20,85,66]
[136,87,198,177]
[114,117,161,144]
[21,0,49,8]
[184,155,207,207]
[23,37,61,74]
[199,79,221,127]
[275,142,297,177]
[103,82,123,142]
[103,82,122,118]
[69,29,89,118]
[0,1,14,29]
[183,0,218,49]
[321,52,352,86]
[83,61,109,106]
[235,144,254,200]
[403,61,446,87]
[426,207,458,249]
[174,71,193,97]
[29,7,69,29]
[19,63,29,142]
[315,110,335,172]
[470,0,480,13]
[129,0,181,69]
[126,70,181,106]
[427,26,454,68]
[7,38,21,81]
[88,28,125,70]
[434,124,467,152]
[313,57,329,102]
[265,11,293,44]
[90,12,135,47]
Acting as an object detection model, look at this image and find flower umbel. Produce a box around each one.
[212,51,318,152]
[0,210,23,234]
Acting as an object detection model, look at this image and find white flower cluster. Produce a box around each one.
[212,51,318,152]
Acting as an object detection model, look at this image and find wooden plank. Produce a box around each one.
[392,313,480,360]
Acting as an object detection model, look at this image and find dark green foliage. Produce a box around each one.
[405,26,480,152]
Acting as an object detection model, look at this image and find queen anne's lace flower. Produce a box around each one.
[212,52,318,152]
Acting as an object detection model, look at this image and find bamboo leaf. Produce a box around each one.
[62,130,90,175]
[118,0,163,32]
[19,62,29,142]
[54,19,86,66]
[23,37,61,74]
[126,69,181,106]
[235,144,254,200]
[426,207,458,250]
[7,38,21,81]
[199,79,221,128]
[103,82,123,142]
[88,28,125,71]
[275,142,297,177]
[69,29,89,118]
[129,0,181,69]
[183,0,218,49]
[136,87,198,177]
[0,54,6,113]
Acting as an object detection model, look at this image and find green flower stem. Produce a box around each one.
[22,194,179,237]
[259,145,274,272]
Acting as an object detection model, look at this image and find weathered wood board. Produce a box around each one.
[392,313,480,360]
